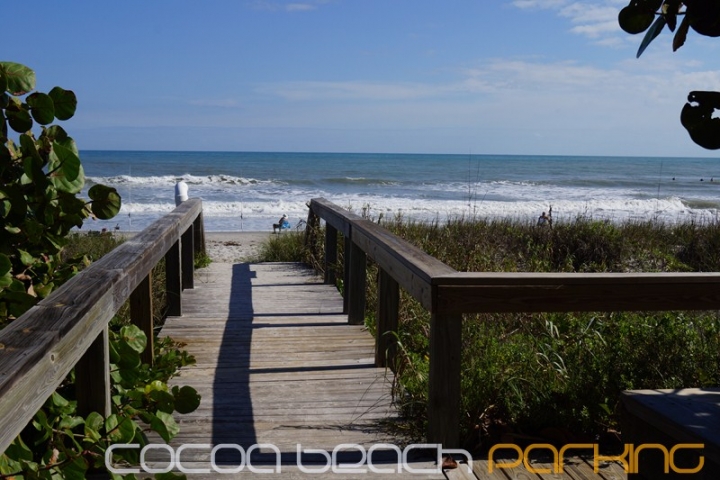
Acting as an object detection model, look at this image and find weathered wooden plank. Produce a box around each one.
[435,274,720,314]
[130,273,154,366]
[344,235,351,314]
[75,327,111,417]
[0,268,120,453]
[324,223,338,285]
[472,458,514,479]
[621,388,720,473]
[193,210,206,256]
[181,224,195,290]
[347,239,367,325]
[351,219,456,311]
[165,239,182,316]
[427,312,462,449]
[376,268,399,369]
[151,261,446,479]
[309,197,362,237]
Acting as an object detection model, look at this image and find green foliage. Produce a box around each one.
[0,234,200,478]
[311,216,720,447]
[194,250,212,269]
[0,61,122,323]
[0,325,198,479]
[617,1,720,149]
[257,231,312,263]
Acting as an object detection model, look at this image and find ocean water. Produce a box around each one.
[79,151,720,232]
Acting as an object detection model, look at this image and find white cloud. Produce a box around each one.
[256,80,451,101]
[286,3,316,11]
[512,0,568,9]
[253,55,720,103]
[189,98,242,108]
[234,56,720,139]
[248,0,325,12]
[513,1,628,43]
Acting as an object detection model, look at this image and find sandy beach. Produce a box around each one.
[203,231,274,263]
[110,231,276,263]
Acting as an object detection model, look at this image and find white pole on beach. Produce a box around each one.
[175,181,189,206]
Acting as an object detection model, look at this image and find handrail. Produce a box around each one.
[0,198,205,454]
[306,197,720,448]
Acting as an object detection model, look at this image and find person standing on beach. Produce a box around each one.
[537,211,550,226]
[537,206,553,227]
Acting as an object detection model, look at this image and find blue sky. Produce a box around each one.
[6,0,720,156]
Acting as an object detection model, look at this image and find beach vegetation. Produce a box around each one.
[0,61,121,325]
[0,63,198,479]
[257,231,310,263]
[276,215,720,449]
[1,232,199,479]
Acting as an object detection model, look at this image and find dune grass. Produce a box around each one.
[261,217,720,449]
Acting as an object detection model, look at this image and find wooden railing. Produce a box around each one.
[0,199,205,454]
[306,197,720,448]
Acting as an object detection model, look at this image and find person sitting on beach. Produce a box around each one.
[537,211,550,226]
[273,214,289,233]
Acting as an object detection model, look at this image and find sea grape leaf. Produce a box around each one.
[0,254,12,288]
[106,414,137,443]
[62,456,89,480]
[618,5,655,34]
[0,62,36,95]
[680,90,720,149]
[149,389,175,413]
[6,104,32,133]
[18,249,35,267]
[673,14,690,51]
[0,110,7,141]
[0,254,10,276]
[20,134,44,180]
[172,385,201,414]
[58,415,84,431]
[49,141,81,182]
[26,92,55,125]
[120,324,147,354]
[687,0,720,37]
[48,86,77,120]
[150,411,179,442]
[88,184,121,220]
[637,14,667,58]
[49,142,84,194]
[43,125,69,144]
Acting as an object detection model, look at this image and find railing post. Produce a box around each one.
[193,211,206,257]
[376,268,399,369]
[427,312,462,448]
[305,208,319,250]
[131,273,154,366]
[181,224,194,290]
[347,239,366,325]
[75,327,111,418]
[324,224,338,285]
[166,239,182,316]
[343,235,351,314]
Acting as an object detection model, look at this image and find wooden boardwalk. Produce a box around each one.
[155,261,442,478]
[152,261,626,479]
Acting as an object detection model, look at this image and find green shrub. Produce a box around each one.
[373,217,720,447]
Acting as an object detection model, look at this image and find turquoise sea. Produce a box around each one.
[80,151,720,232]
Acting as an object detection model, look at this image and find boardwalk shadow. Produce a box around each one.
[211,262,257,464]
[208,262,426,472]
